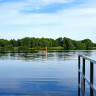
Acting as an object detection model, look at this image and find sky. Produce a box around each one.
[0,0,96,42]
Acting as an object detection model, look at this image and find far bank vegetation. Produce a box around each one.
[0,37,95,52]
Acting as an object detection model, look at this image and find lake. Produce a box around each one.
[0,50,96,96]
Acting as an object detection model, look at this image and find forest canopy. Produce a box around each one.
[0,37,95,52]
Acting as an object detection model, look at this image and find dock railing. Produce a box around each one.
[78,55,96,96]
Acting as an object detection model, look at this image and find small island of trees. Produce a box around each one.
[0,37,95,52]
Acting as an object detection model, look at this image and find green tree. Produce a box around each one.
[10,39,18,47]
[72,41,86,50]
[4,45,14,51]
[82,39,93,50]
[63,37,74,50]
[21,37,31,47]
[0,39,9,47]
[18,46,28,51]
[55,37,63,47]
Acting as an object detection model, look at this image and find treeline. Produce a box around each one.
[0,37,95,52]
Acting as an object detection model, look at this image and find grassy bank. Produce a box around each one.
[47,46,64,50]
[14,46,64,50]
[0,46,95,53]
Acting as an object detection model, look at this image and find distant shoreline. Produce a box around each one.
[0,37,95,53]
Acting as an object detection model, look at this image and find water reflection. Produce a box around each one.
[0,50,93,61]
[0,78,77,96]
[0,50,95,96]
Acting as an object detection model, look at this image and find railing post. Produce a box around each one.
[82,58,85,96]
[78,56,80,96]
[78,55,96,96]
[90,62,94,96]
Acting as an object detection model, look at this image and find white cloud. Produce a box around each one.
[0,0,96,42]
[35,7,40,10]
[74,8,96,15]
[26,0,73,4]
[21,0,73,12]
[41,0,73,4]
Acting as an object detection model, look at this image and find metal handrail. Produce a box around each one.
[78,55,96,96]
[79,54,96,64]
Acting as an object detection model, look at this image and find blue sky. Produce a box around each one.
[0,0,96,42]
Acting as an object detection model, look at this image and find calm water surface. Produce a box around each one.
[0,50,96,96]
